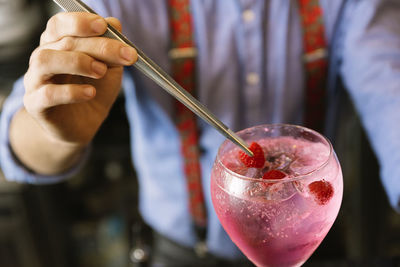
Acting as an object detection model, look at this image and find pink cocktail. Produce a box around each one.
[211,124,343,267]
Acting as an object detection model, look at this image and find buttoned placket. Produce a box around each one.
[239,0,265,125]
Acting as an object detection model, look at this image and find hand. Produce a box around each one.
[23,12,137,145]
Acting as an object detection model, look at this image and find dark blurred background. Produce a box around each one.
[0,1,398,266]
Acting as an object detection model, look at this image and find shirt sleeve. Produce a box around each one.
[340,0,400,212]
[0,77,91,184]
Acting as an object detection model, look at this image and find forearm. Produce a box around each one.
[9,108,86,175]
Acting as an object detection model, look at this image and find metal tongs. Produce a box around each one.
[52,0,253,156]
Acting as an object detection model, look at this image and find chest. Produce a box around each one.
[100,0,344,125]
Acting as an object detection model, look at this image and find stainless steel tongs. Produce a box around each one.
[52,0,253,156]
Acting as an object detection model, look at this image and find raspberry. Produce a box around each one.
[238,142,265,168]
[262,169,287,180]
[308,180,334,205]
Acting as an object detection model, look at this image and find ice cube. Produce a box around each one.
[266,153,296,171]
[289,158,315,175]
[246,184,264,198]
[269,191,313,233]
[227,165,248,176]
[244,168,263,178]
[265,181,297,201]
[293,180,306,194]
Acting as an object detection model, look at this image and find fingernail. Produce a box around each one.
[120,46,136,62]
[92,61,107,76]
[91,19,105,34]
[83,86,95,98]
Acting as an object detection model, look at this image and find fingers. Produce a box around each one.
[24,13,132,113]
[37,36,137,67]
[41,12,107,45]
[26,49,108,89]
[34,13,136,80]
[41,12,124,45]
[39,13,131,64]
[27,13,137,88]
[24,83,96,113]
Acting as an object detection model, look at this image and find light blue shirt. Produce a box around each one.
[1,0,399,259]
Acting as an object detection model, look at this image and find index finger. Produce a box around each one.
[40,12,107,45]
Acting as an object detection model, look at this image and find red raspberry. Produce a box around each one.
[308,180,334,205]
[260,169,287,189]
[262,169,287,180]
[238,142,265,168]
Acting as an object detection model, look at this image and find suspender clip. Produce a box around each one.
[168,47,198,60]
[303,47,328,63]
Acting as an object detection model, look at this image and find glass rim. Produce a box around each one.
[216,123,333,183]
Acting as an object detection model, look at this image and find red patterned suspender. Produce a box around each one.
[298,0,329,132]
[169,0,207,246]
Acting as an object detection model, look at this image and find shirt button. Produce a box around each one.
[242,9,255,23]
[246,73,259,85]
